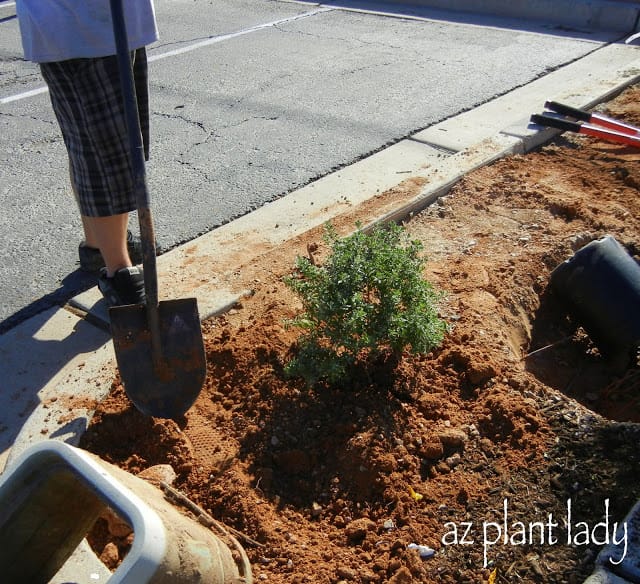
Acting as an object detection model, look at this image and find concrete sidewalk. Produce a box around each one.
[0,34,639,584]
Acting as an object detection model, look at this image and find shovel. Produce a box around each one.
[107,0,206,418]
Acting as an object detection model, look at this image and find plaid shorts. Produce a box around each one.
[40,48,150,217]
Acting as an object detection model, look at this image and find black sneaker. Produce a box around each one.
[79,230,143,273]
[98,266,146,307]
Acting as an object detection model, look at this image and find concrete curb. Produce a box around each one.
[0,38,638,583]
[376,0,640,33]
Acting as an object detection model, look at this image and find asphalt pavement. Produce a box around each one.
[0,0,635,332]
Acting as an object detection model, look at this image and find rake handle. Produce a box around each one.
[531,114,640,148]
[545,100,640,136]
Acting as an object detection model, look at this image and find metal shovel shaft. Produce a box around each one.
[108,0,206,418]
[110,0,162,361]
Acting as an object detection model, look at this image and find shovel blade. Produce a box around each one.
[110,298,206,418]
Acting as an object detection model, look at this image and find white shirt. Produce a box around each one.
[16,0,158,63]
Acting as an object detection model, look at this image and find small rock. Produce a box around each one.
[569,232,595,251]
[388,567,413,584]
[137,464,176,487]
[435,461,451,474]
[345,518,375,543]
[377,452,398,473]
[99,542,120,570]
[311,502,323,517]
[446,453,462,468]
[407,543,436,559]
[420,441,444,460]
[438,429,468,449]
[337,566,357,580]
[100,507,132,539]
[479,437,495,455]
[467,362,497,385]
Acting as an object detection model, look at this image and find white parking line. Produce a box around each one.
[149,7,331,61]
[1,86,48,105]
[0,7,331,106]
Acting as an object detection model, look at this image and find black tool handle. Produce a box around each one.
[544,101,591,122]
[530,113,580,132]
[109,0,159,310]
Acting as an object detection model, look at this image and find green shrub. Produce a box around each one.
[284,222,447,386]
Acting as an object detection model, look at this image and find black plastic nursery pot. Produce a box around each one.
[550,235,640,370]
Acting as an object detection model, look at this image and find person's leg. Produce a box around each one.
[72,162,139,272]
[40,55,146,304]
[82,213,132,277]
[80,215,99,249]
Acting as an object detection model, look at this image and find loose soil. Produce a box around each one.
[80,84,640,583]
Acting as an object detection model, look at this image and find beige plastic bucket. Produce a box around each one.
[0,440,250,583]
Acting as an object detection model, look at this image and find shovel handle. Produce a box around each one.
[109,0,159,309]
